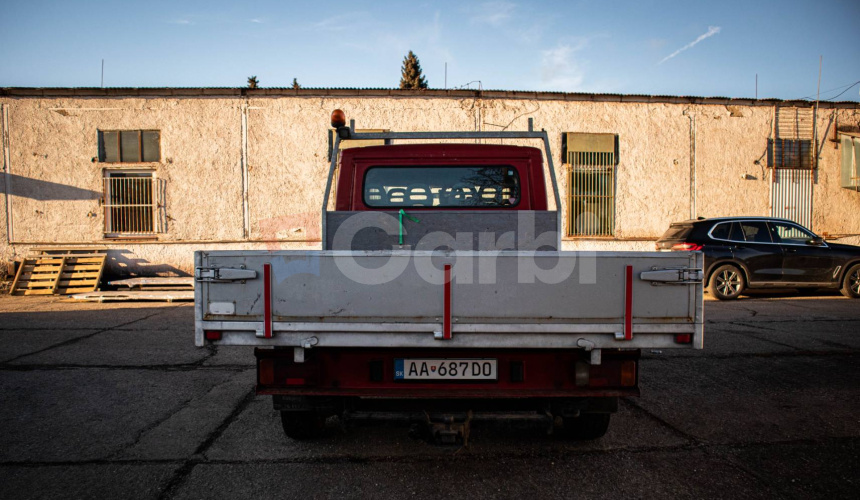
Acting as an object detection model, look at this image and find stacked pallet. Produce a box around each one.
[10,252,107,296]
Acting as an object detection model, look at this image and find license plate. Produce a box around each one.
[394,359,497,380]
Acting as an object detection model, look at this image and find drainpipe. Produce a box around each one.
[1,104,13,243]
[683,109,697,219]
[240,101,250,240]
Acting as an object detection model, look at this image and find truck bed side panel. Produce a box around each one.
[196,250,703,350]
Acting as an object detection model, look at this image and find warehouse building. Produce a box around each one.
[1,87,859,276]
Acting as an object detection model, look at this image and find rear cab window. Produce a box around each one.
[363,165,521,208]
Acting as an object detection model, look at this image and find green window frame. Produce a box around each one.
[99,130,160,163]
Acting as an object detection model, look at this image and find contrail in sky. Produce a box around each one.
[659,26,721,64]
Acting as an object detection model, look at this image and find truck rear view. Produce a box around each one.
[195,111,704,443]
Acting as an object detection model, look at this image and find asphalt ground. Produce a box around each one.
[0,293,857,499]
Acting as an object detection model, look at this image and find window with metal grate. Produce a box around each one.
[563,133,618,237]
[767,138,814,169]
[102,171,157,236]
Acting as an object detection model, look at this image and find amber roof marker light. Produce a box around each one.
[331,109,346,128]
[331,109,352,140]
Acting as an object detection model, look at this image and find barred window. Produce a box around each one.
[103,171,156,236]
[767,139,813,169]
[99,130,160,163]
[564,133,618,237]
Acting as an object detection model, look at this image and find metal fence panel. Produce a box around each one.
[771,169,813,229]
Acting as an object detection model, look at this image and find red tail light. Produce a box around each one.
[204,330,222,341]
[671,242,703,251]
[674,333,693,344]
[620,361,637,387]
[259,358,275,385]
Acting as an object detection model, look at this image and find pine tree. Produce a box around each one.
[399,51,428,90]
[247,76,259,89]
[292,78,301,90]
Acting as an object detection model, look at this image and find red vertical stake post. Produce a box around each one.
[443,264,452,340]
[624,265,633,340]
[264,263,273,339]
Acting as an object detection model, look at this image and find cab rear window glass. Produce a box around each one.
[363,166,520,208]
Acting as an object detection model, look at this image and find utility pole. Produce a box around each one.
[814,56,822,168]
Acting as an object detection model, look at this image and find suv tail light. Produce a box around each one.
[671,242,703,251]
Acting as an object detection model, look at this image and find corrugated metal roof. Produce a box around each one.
[1,86,857,106]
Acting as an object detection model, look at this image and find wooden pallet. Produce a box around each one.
[109,277,194,290]
[10,254,107,296]
[69,290,193,302]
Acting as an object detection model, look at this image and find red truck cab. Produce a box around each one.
[334,144,548,211]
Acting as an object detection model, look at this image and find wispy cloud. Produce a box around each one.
[470,1,516,26]
[538,41,588,91]
[516,23,543,44]
[250,18,265,24]
[659,26,721,65]
[311,13,364,32]
[340,11,450,63]
[167,19,193,25]
[648,38,667,50]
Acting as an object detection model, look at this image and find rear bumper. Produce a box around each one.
[255,347,640,399]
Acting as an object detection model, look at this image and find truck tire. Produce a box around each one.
[708,264,745,300]
[841,263,860,298]
[280,411,326,440]
[562,413,610,440]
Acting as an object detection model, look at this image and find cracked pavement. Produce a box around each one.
[0,294,857,499]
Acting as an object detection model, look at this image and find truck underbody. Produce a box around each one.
[257,346,638,443]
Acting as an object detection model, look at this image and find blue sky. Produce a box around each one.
[1,0,858,101]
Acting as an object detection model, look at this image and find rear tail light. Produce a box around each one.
[204,330,222,341]
[674,333,693,344]
[259,358,275,385]
[256,354,319,388]
[671,242,703,251]
[620,361,637,387]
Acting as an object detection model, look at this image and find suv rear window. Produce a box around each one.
[363,165,521,208]
[659,224,694,241]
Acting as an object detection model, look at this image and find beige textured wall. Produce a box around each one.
[1,94,859,275]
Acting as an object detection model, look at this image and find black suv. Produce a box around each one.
[656,217,860,300]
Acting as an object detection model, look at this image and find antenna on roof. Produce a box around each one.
[101,59,104,88]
